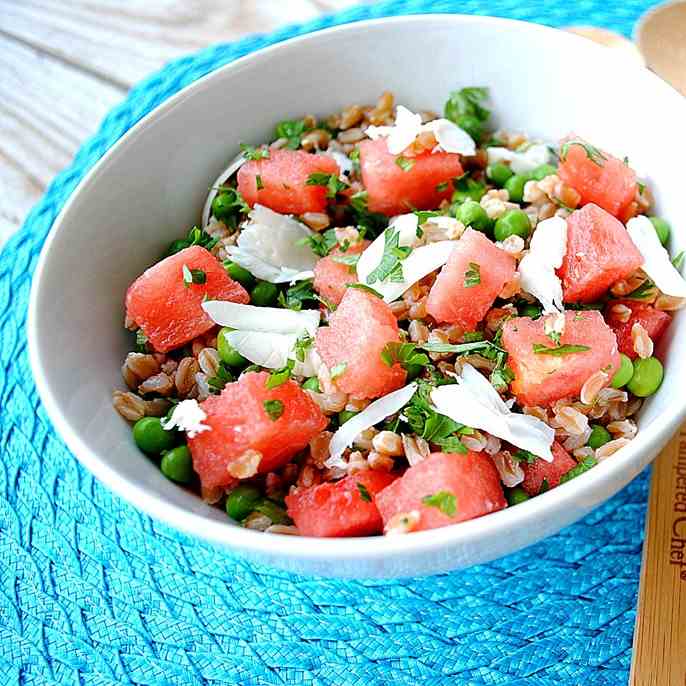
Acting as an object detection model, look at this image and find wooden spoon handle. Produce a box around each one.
[630,426,686,685]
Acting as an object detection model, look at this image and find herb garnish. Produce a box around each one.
[463,262,481,288]
[331,253,360,269]
[210,187,251,229]
[266,360,295,389]
[298,228,339,258]
[240,144,270,160]
[182,265,206,288]
[167,225,219,256]
[532,343,591,356]
[512,449,538,464]
[395,156,415,172]
[277,279,319,311]
[452,173,486,203]
[263,399,285,421]
[135,330,148,353]
[625,279,656,300]
[207,364,234,393]
[293,332,313,362]
[559,139,607,167]
[346,283,384,298]
[274,119,309,149]
[306,172,349,199]
[255,174,264,190]
[421,491,457,516]
[444,86,491,142]
[380,342,430,372]
[673,250,685,272]
[435,181,449,193]
[366,228,412,284]
[357,482,372,503]
[350,191,388,241]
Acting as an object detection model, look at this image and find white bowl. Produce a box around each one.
[28,14,686,578]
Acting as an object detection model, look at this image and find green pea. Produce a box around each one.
[486,163,514,187]
[224,261,255,288]
[507,487,530,506]
[161,445,194,483]
[454,199,492,235]
[649,216,671,246]
[494,209,531,242]
[132,417,176,455]
[338,410,358,424]
[405,363,424,382]
[217,327,248,367]
[531,163,557,181]
[504,173,531,203]
[451,178,486,204]
[611,353,634,389]
[302,377,321,392]
[251,281,279,306]
[254,498,291,525]
[519,303,542,319]
[587,424,612,450]
[212,192,237,221]
[627,357,664,397]
[226,485,262,521]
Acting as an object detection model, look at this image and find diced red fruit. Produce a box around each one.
[501,311,620,407]
[188,371,327,491]
[375,451,507,532]
[125,245,249,353]
[359,138,463,216]
[315,288,406,399]
[558,138,637,217]
[313,240,370,307]
[605,300,672,359]
[426,228,516,330]
[521,442,578,496]
[558,203,643,303]
[285,470,397,537]
[237,149,340,215]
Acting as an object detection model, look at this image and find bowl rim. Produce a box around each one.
[28,12,686,568]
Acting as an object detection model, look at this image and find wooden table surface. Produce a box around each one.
[0,0,372,246]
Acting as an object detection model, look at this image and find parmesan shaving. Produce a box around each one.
[326,384,418,467]
[518,216,568,314]
[627,215,686,298]
[486,143,551,175]
[431,364,555,461]
[202,301,320,336]
[162,399,211,438]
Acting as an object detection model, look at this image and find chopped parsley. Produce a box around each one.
[511,449,538,464]
[463,262,481,288]
[240,144,270,160]
[559,139,607,167]
[539,478,550,494]
[331,253,360,268]
[263,399,285,421]
[135,330,148,353]
[298,228,339,257]
[559,456,597,484]
[366,228,412,284]
[435,181,449,193]
[349,147,361,174]
[547,329,562,346]
[277,279,319,311]
[210,187,251,229]
[167,225,219,256]
[182,264,206,287]
[414,210,442,224]
[451,173,486,203]
[293,332,313,362]
[266,360,295,389]
[420,340,503,355]
[380,342,430,372]
[330,362,347,379]
[625,279,656,300]
[490,350,514,391]
[444,86,491,142]
[255,174,264,190]
[395,156,415,172]
[274,119,309,149]
[306,172,349,199]
[673,250,685,272]
[532,343,591,356]
[350,191,388,241]
[357,482,372,503]
[207,364,234,393]
[346,283,383,298]
[421,490,457,517]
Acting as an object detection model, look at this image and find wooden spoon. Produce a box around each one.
[566,17,686,685]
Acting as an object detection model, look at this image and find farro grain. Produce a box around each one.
[611,272,647,297]
[367,451,395,471]
[337,127,365,144]
[227,449,262,479]
[499,273,521,299]
[265,524,300,535]
[307,390,348,414]
[112,391,146,421]
[144,398,171,417]
[580,370,610,406]
[201,485,225,504]
[484,434,502,456]
[138,372,174,396]
[121,363,139,391]
[408,298,427,320]
[390,300,410,320]
[346,451,369,475]
[595,438,631,461]
[191,339,205,357]
[175,357,199,397]
[524,406,549,423]
[372,431,404,456]
[401,434,430,466]
[353,427,378,451]
[244,513,272,531]
[654,294,686,311]
[462,432,487,452]
[301,212,330,232]
[607,419,638,439]
[339,105,364,130]
[198,347,220,377]
[123,352,160,382]
[300,129,331,151]
[499,234,525,257]
[610,303,632,324]
[161,359,178,375]
[553,405,589,435]
[309,431,333,468]
[346,397,371,412]
[408,319,430,343]
[195,372,211,401]
[573,446,594,460]
[265,472,282,498]
[631,322,653,359]
[492,451,524,487]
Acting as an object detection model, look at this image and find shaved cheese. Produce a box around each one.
[162,399,210,438]
[365,105,423,154]
[431,364,555,461]
[322,150,353,176]
[226,330,296,369]
[326,384,418,466]
[486,143,551,175]
[518,216,568,313]
[202,152,247,227]
[423,118,476,156]
[627,215,686,298]
[226,205,317,283]
[202,301,320,336]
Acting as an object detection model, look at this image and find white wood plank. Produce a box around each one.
[0,35,123,243]
[0,0,372,88]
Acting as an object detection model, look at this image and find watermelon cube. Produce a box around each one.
[188,371,327,490]
[426,228,516,330]
[605,300,672,359]
[501,311,620,407]
[521,442,577,496]
[285,470,397,537]
[558,138,637,217]
[237,149,339,215]
[375,452,507,532]
[313,240,370,307]
[558,203,643,303]
[359,138,463,216]
[125,245,249,353]
[315,288,406,399]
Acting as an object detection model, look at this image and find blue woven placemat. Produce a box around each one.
[0,1,662,683]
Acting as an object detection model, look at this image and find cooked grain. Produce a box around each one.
[138,372,174,396]
[227,449,262,479]
[175,357,199,397]
[112,391,146,421]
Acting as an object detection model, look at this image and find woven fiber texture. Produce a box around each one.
[0,1,662,684]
